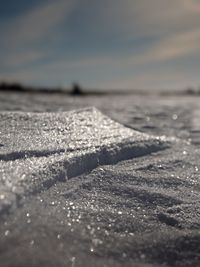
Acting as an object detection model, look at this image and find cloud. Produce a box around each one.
[182,0,200,12]
[89,0,200,40]
[0,0,78,68]
[4,0,77,46]
[128,29,200,66]
[1,0,200,90]
[148,29,200,62]
[3,51,44,68]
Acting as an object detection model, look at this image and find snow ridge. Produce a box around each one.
[0,107,172,214]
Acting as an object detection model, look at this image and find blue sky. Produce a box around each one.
[0,0,200,90]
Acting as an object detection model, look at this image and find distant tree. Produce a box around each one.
[70,83,84,95]
[185,87,195,95]
[0,81,24,92]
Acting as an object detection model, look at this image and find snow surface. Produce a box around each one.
[0,107,171,214]
[0,92,200,267]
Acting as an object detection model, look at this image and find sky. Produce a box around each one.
[0,0,200,91]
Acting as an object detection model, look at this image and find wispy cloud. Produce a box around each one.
[4,0,77,46]
[148,29,200,62]
[92,0,200,40]
[0,0,77,68]
[1,0,200,89]
[182,0,200,12]
[127,29,200,66]
[3,51,44,68]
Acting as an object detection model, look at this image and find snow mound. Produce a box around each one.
[0,107,172,214]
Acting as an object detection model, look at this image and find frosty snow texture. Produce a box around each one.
[0,107,170,214]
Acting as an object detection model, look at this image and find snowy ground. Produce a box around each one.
[0,91,200,267]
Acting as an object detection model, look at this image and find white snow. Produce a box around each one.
[0,93,200,267]
[0,107,172,214]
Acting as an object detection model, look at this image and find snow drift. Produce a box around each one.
[0,107,173,214]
